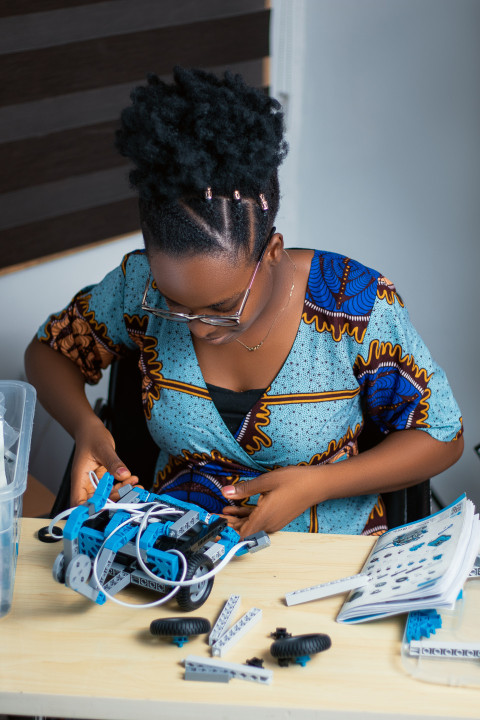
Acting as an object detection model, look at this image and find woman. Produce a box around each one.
[25,68,463,538]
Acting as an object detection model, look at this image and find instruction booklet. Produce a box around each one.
[337,494,480,623]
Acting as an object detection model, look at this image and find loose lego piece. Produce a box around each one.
[285,573,371,606]
[208,594,241,646]
[270,627,292,640]
[211,607,262,657]
[184,655,273,684]
[150,617,211,647]
[270,631,332,667]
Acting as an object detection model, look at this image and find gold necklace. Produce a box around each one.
[235,250,296,352]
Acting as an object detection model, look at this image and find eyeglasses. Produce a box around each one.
[141,231,273,326]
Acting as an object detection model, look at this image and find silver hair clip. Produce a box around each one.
[259,194,269,212]
[233,190,241,203]
[205,187,213,201]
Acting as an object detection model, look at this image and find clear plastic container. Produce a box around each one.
[0,380,36,618]
[401,579,480,687]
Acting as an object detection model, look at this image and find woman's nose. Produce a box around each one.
[187,319,218,340]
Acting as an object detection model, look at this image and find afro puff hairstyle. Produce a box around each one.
[115,67,288,259]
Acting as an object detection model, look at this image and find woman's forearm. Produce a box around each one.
[24,338,102,439]
[222,429,464,536]
[310,429,464,503]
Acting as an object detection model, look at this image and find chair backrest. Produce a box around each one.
[103,351,159,486]
[357,419,431,528]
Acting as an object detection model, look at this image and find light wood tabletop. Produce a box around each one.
[0,518,478,719]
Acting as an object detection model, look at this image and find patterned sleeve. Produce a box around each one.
[36,252,145,384]
[353,277,463,442]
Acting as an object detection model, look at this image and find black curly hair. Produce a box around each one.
[115,67,288,260]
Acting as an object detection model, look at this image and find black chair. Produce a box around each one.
[51,354,432,527]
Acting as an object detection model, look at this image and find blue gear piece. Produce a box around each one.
[405,609,442,642]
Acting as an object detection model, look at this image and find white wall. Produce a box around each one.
[271,0,480,508]
[0,234,142,492]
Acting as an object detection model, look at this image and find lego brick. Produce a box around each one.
[211,607,262,657]
[184,655,273,684]
[209,594,241,645]
[409,640,480,658]
[168,510,200,538]
[285,573,371,606]
[203,542,225,564]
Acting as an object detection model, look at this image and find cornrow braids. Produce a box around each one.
[115,67,287,260]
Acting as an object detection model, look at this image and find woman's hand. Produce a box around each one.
[221,466,318,538]
[70,417,140,506]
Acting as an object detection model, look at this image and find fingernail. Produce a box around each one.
[223,486,235,497]
[117,467,129,477]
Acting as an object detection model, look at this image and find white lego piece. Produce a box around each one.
[409,640,480,659]
[184,655,273,684]
[285,573,371,606]
[209,594,241,645]
[211,607,262,657]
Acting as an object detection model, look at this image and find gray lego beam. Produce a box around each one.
[184,655,273,684]
[203,542,225,564]
[168,510,200,538]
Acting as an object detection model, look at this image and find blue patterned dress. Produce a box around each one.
[37,249,463,534]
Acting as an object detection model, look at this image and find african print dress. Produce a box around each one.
[37,249,463,534]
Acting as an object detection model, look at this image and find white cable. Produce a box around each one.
[134,504,250,587]
[91,519,187,609]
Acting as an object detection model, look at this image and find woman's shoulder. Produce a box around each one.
[119,248,149,277]
[295,248,386,341]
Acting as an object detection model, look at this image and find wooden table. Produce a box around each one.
[0,519,478,719]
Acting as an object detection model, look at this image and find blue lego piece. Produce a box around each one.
[295,655,311,667]
[63,505,90,541]
[87,472,115,513]
[405,609,442,642]
[172,636,189,647]
[78,525,104,557]
[104,522,139,553]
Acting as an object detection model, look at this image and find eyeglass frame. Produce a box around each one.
[141,228,275,326]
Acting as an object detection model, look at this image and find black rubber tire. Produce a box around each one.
[270,633,331,659]
[176,553,214,611]
[38,525,63,543]
[150,616,211,637]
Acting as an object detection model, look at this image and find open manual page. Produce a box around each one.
[337,494,480,624]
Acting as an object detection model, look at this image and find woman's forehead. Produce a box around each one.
[148,250,254,307]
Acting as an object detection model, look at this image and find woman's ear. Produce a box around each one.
[266,231,284,265]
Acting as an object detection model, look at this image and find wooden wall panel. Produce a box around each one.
[0,0,270,271]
